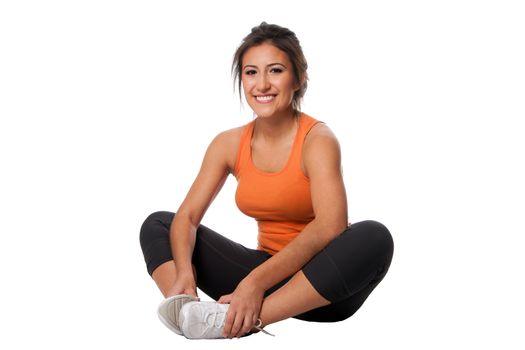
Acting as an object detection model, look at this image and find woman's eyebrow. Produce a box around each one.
[243,63,287,69]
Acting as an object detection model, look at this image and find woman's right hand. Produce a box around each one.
[165,271,199,299]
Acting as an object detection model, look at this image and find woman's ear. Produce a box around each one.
[294,76,304,91]
[294,74,306,91]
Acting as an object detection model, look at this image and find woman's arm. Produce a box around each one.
[245,123,348,291]
[169,128,240,294]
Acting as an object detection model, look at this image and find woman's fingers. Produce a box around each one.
[218,293,232,304]
[229,312,245,338]
[238,314,255,338]
[223,308,253,338]
[223,308,236,337]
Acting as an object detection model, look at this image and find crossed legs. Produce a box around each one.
[140,211,393,327]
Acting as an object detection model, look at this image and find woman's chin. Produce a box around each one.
[249,107,274,119]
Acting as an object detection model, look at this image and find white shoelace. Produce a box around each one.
[205,311,226,329]
[254,318,275,337]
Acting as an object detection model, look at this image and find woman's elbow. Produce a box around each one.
[315,218,348,242]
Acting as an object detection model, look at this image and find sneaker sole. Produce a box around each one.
[157,294,198,335]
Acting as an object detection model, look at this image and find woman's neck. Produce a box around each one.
[253,110,300,143]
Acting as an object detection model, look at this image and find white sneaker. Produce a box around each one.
[178,301,275,339]
[179,301,229,339]
[157,294,199,335]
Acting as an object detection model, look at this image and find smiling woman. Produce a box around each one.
[139,22,394,340]
[232,22,308,116]
[240,43,298,120]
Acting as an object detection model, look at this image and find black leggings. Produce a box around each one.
[140,211,394,322]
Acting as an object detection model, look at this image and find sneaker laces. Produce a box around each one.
[205,310,226,329]
[254,318,275,337]
[203,309,275,337]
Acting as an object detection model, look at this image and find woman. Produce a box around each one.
[140,22,394,339]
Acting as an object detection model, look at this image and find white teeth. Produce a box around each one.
[256,95,274,101]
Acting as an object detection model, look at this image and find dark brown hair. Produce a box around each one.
[232,22,309,114]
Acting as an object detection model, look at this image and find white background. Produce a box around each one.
[1,0,524,349]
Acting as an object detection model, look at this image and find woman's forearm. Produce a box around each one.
[246,219,346,292]
[170,213,197,277]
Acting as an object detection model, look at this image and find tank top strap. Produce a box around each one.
[288,113,323,168]
[233,119,255,177]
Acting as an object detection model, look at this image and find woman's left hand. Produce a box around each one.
[217,277,265,338]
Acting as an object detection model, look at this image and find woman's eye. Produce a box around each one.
[270,67,283,73]
[244,70,256,75]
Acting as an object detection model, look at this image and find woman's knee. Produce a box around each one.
[343,220,394,266]
[139,211,175,250]
[140,211,176,276]
[356,220,394,265]
[350,220,394,250]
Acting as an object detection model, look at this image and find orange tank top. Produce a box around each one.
[233,113,322,255]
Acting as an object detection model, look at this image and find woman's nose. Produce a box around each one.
[256,73,270,91]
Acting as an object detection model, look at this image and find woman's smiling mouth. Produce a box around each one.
[255,95,276,103]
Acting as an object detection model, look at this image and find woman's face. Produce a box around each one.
[241,42,298,119]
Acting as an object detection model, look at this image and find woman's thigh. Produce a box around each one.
[192,224,272,300]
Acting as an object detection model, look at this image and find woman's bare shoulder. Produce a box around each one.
[304,122,340,147]
[302,122,341,176]
[210,125,245,172]
[213,125,244,148]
